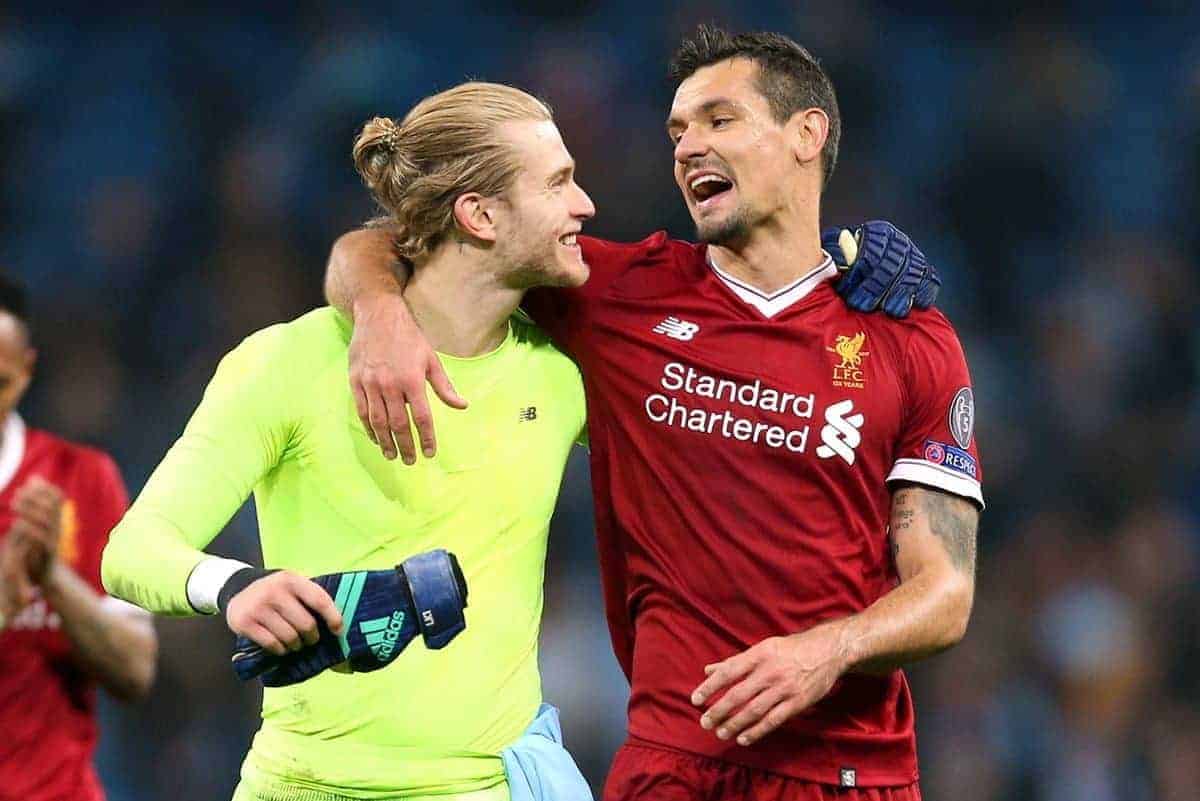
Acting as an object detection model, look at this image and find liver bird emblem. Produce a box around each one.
[830,332,869,369]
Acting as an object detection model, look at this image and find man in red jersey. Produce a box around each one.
[0,275,157,801]
[322,27,978,801]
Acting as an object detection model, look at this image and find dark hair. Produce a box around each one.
[0,274,29,329]
[669,25,841,187]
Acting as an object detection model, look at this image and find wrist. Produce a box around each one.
[185,557,254,615]
[351,289,408,324]
[823,616,861,674]
[40,559,69,598]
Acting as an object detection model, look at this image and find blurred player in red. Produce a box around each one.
[0,275,157,801]
[324,27,980,801]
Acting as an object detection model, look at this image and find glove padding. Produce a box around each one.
[231,549,468,687]
[824,220,941,317]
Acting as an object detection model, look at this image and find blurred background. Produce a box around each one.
[2,1,1198,799]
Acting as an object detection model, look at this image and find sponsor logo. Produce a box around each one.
[8,598,61,631]
[827,332,869,389]
[652,316,700,341]
[815,400,865,465]
[360,610,407,661]
[923,439,977,479]
[518,406,537,422]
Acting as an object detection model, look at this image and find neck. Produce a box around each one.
[707,198,824,294]
[404,246,523,358]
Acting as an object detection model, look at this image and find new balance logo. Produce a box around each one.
[653,316,700,341]
[816,399,865,465]
[518,406,537,421]
[360,610,407,661]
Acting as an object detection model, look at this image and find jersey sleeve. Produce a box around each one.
[101,327,299,615]
[885,313,984,508]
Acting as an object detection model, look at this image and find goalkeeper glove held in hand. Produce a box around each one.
[231,549,468,687]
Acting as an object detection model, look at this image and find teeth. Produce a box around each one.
[559,233,577,246]
[690,174,728,191]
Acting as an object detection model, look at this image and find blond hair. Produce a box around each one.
[353,82,553,260]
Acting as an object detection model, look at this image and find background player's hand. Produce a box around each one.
[225,571,344,656]
[0,532,40,626]
[824,220,941,317]
[9,476,65,584]
[690,621,850,747]
[349,291,468,464]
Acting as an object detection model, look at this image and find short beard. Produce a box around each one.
[695,207,752,247]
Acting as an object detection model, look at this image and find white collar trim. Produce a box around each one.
[0,413,26,492]
[708,251,838,318]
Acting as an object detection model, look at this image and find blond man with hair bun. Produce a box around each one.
[101,81,596,801]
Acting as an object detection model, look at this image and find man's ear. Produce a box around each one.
[452,193,499,243]
[788,107,829,168]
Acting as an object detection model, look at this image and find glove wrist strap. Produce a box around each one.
[399,550,468,650]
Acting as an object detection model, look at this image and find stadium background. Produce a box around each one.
[2,2,1198,799]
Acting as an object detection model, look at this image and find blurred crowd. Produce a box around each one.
[1,3,1198,800]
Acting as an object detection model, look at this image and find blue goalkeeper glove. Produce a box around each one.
[230,549,468,687]
[824,220,941,318]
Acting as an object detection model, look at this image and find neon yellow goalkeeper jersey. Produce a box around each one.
[102,307,586,798]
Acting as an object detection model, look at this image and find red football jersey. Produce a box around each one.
[0,416,129,801]
[525,234,982,786]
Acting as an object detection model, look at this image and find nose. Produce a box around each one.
[571,182,596,220]
[673,124,707,165]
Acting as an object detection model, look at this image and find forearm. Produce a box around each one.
[837,567,973,675]
[839,484,978,674]
[324,227,411,319]
[43,562,157,701]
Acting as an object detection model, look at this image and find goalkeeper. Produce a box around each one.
[101,83,596,800]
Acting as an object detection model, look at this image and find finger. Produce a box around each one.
[692,655,755,705]
[364,385,398,461]
[13,500,58,535]
[914,267,941,309]
[244,623,287,657]
[734,698,801,747]
[272,595,321,647]
[353,384,376,444]
[385,394,417,466]
[407,391,437,459]
[292,578,344,635]
[717,685,788,741]
[428,359,468,411]
[260,611,304,653]
[837,228,858,265]
[699,672,769,732]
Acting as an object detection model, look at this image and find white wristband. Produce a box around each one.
[186,557,253,615]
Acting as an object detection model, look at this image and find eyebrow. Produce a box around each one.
[666,97,739,132]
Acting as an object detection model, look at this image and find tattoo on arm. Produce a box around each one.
[921,489,977,575]
[891,485,978,576]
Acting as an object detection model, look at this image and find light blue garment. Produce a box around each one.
[501,704,594,801]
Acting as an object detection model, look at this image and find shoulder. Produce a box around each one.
[24,427,121,484]
[842,302,966,360]
[221,307,348,381]
[578,232,706,302]
[581,231,701,269]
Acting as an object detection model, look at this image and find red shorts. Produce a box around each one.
[603,740,921,801]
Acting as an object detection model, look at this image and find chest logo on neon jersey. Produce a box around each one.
[652,316,700,341]
[816,400,865,465]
